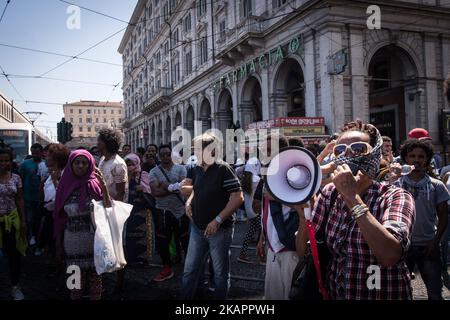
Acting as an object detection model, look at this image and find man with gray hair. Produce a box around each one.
[180,133,244,299]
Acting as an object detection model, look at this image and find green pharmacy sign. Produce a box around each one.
[211,35,303,93]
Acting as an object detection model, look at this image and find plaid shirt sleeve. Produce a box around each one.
[312,183,334,232]
[381,187,416,258]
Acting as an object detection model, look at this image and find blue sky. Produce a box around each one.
[0,0,137,140]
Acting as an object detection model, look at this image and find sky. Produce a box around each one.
[0,0,138,140]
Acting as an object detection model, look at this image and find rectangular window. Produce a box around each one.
[79,109,82,114]
[70,109,73,113]
[173,29,179,45]
[79,118,82,123]
[87,109,91,114]
[154,16,160,33]
[163,3,169,19]
[184,50,192,75]
[173,61,180,84]
[197,0,207,17]
[86,118,92,123]
[104,118,107,122]
[149,59,154,71]
[70,118,73,122]
[164,41,169,56]
[103,110,106,114]
[199,37,208,64]
[96,118,99,123]
[219,20,226,38]
[184,13,191,32]
[111,110,114,114]
[156,51,161,64]
[87,127,91,132]
[273,0,287,8]
[79,127,83,132]
[243,0,252,17]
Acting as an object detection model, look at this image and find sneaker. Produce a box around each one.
[153,266,174,282]
[29,236,36,246]
[11,286,24,300]
[237,255,252,264]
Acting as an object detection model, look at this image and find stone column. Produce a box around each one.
[304,30,316,117]
[319,25,345,134]
[261,68,270,120]
[424,33,439,140]
[349,26,367,122]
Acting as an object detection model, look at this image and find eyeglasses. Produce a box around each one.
[333,142,372,157]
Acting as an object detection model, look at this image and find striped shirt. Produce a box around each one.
[312,182,415,300]
[189,161,241,230]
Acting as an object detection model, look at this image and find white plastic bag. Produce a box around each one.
[92,199,132,275]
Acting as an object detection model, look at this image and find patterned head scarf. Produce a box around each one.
[333,124,383,179]
[124,153,141,176]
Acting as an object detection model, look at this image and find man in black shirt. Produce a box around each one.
[180,133,243,300]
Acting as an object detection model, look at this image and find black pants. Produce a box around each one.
[1,223,21,286]
[154,209,189,267]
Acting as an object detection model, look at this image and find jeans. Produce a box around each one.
[1,223,21,286]
[154,209,189,267]
[406,244,443,300]
[180,222,233,300]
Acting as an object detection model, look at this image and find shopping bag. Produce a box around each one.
[92,199,132,275]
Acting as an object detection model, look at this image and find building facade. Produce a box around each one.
[0,91,30,124]
[118,0,450,152]
[63,101,123,148]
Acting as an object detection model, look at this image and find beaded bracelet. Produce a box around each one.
[350,204,369,220]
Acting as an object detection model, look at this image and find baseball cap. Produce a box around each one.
[408,128,431,140]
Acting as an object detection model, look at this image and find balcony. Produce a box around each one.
[142,87,172,115]
[216,15,266,65]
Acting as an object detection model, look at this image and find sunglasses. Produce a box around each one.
[333,142,372,157]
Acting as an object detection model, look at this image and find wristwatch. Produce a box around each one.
[215,215,223,224]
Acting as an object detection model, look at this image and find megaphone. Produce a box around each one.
[264,146,322,205]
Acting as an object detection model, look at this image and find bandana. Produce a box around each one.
[333,125,383,179]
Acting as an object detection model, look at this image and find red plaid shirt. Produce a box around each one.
[312,182,415,300]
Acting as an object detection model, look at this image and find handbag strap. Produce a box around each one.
[158,165,185,206]
[306,188,338,300]
[307,219,329,300]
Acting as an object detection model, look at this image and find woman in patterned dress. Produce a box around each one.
[53,149,110,300]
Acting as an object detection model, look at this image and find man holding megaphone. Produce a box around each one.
[292,120,416,300]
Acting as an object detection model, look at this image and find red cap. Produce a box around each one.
[408,128,431,140]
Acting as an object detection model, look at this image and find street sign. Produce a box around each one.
[441,109,450,142]
[327,49,348,75]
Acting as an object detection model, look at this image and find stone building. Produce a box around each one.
[119,0,450,153]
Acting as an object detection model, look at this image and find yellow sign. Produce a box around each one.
[282,127,325,136]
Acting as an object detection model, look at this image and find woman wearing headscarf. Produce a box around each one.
[238,157,262,264]
[53,149,110,300]
[123,153,154,265]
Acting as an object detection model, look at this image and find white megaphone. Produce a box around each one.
[264,146,322,218]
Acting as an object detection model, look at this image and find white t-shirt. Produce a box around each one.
[244,175,260,220]
[38,161,49,182]
[99,154,129,202]
[263,202,292,253]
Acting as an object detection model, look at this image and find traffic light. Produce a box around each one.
[65,121,73,142]
[57,121,64,143]
[57,118,67,143]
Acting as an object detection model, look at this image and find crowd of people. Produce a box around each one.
[0,78,450,301]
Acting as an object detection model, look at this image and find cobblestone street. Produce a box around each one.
[1,222,449,300]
